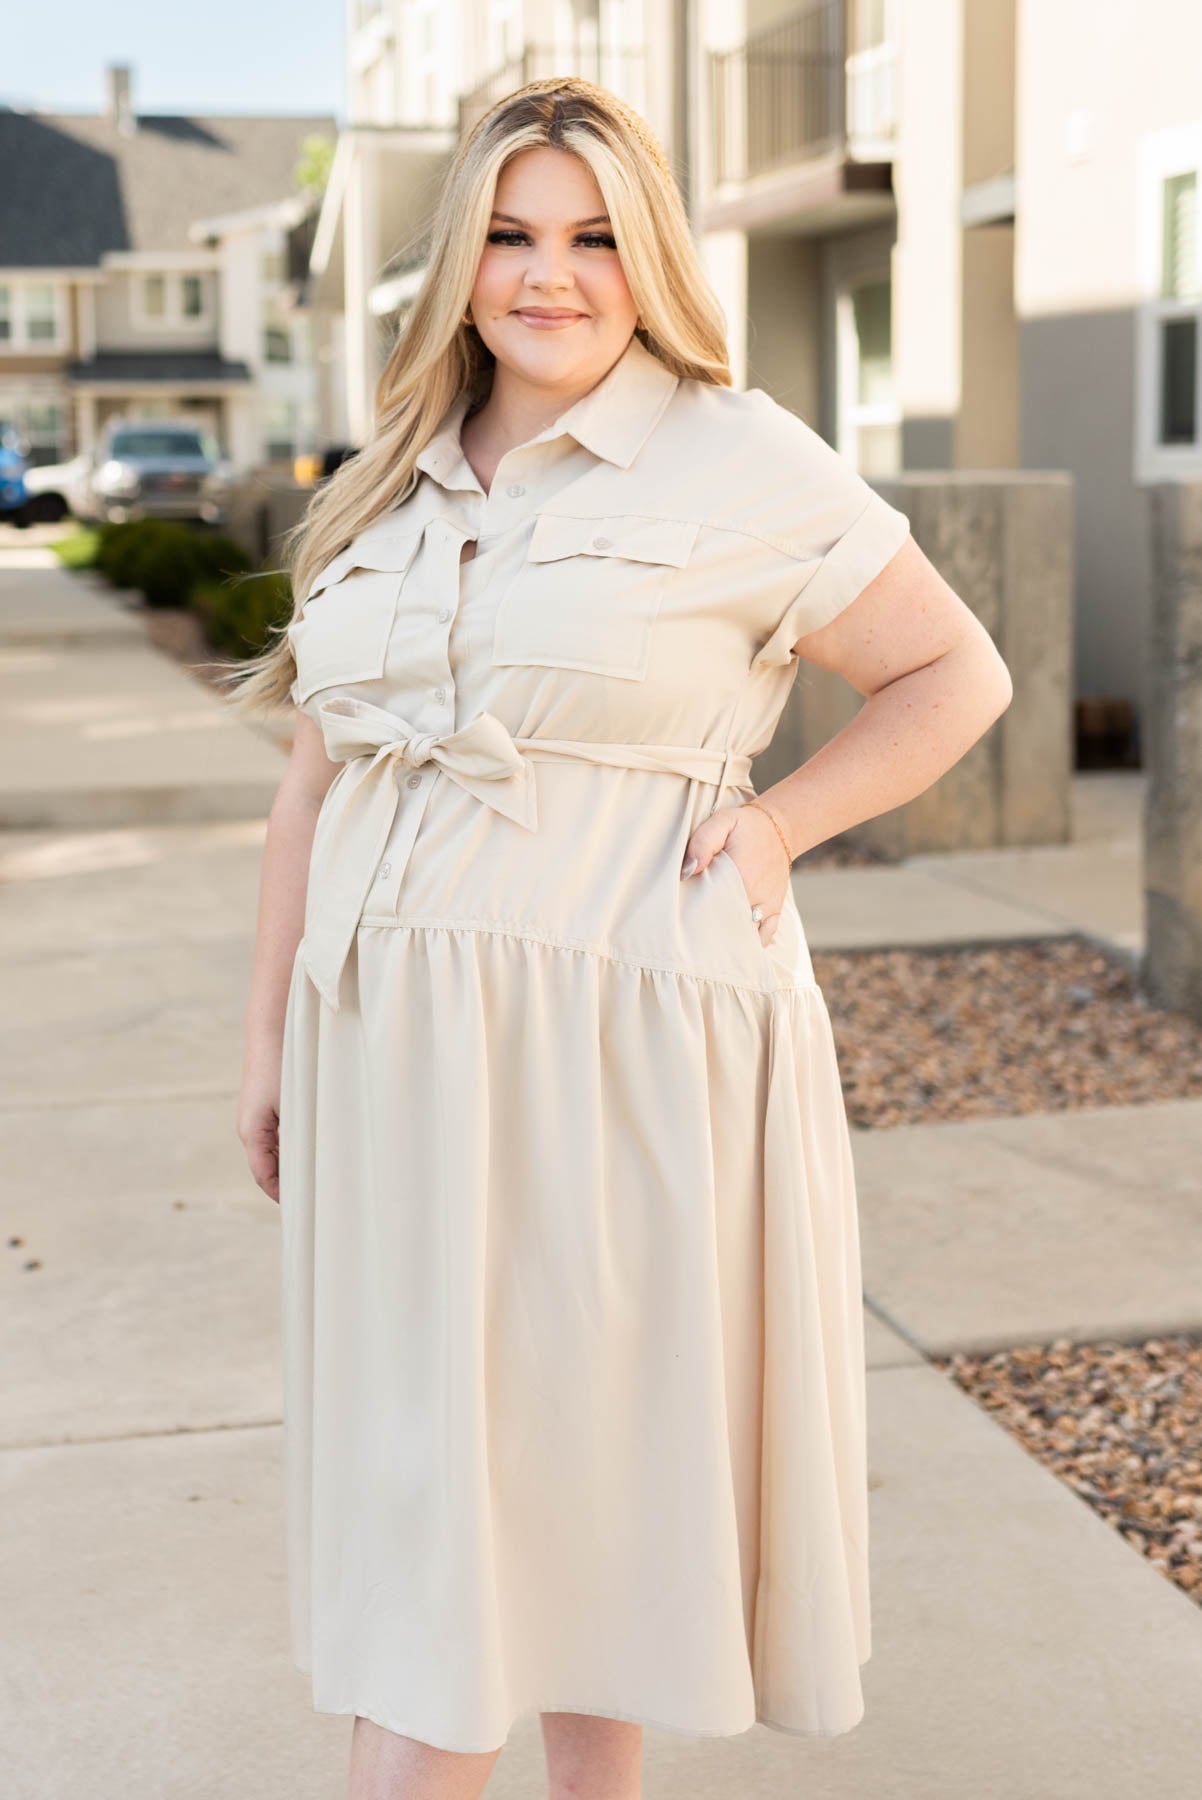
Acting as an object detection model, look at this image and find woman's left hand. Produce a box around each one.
[681,800,793,947]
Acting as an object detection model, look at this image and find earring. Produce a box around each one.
[462,304,475,327]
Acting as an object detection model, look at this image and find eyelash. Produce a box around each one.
[486,229,617,250]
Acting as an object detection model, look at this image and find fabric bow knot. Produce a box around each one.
[299,696,539,1011]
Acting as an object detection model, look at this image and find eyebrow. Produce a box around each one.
[489,212,612,229]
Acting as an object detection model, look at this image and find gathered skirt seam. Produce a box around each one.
[355,913,821,999]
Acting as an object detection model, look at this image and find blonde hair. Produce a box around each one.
[217,74,732,714]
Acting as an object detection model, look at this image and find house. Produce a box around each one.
[0,63,337,472]
[307,0,1202,750]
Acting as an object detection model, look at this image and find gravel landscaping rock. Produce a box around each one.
[933,1333,1202,1609]
[815,935,1202,1130]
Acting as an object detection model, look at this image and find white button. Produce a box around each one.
[406,774,421,789]
[507,482,525,497]
[377,861,391,880]
[434,686,446,702]
[437,607,451,622]
[592,535,612,550]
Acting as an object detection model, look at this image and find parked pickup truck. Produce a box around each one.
[78,418,234,526]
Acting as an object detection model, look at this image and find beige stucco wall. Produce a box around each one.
[961,0,1014,189]
[1016,0,1202,724]
[745,234,822,417]
[1016,0,1202,316]
[893,0,962,467]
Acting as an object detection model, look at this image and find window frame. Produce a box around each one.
[1135,126,1202,483]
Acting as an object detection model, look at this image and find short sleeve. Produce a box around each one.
[747,394,911,668]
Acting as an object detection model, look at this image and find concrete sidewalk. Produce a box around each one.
[2,552,1199,1798]
[797,770,1143,960]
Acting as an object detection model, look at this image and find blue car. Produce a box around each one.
[0,422,28,524]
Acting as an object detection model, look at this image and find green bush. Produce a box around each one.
[92,520,253,608]
[191,569,294,661]
[93,519,166,588]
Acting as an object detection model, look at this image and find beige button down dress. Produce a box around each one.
[277,332,911,1753]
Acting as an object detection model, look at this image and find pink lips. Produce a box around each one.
[514,309,588,327]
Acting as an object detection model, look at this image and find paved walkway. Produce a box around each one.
[798,769,1143,960]
[2,548,1199,1797]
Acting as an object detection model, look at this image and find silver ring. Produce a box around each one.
[750,904,765,924]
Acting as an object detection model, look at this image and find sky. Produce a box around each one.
[4,2,345,119]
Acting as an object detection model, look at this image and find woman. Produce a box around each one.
[232,76,1012,1800]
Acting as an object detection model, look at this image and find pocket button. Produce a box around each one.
[591,535,613,550]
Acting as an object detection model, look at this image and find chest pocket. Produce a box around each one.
[288,529,423,705]
[492,512,701,681]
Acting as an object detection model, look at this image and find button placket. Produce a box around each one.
[369,517,468,919]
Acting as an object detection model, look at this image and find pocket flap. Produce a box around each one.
[527,512,700,569]
[305,527,424,602]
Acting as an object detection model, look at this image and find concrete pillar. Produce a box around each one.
[1143,483,1202,1023]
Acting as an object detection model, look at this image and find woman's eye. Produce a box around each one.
[486,230,617,250]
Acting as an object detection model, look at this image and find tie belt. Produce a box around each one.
[300,695,755,1011]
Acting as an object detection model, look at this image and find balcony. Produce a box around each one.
[457,45,646,143]
[707,0,896,225]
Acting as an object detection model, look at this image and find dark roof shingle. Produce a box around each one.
[0,106,338,268]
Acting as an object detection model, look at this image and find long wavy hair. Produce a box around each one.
[216,74,732,715]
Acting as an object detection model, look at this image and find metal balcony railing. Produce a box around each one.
[709,0,896,187]
[457,45,646,143]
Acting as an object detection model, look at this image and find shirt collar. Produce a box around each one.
[413,332,679,492]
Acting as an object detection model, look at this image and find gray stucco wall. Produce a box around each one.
[1021,305,1150,739]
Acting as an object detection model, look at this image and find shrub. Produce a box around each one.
[93,519,167,589]
[191,569,294,661]
[91,520,254,608]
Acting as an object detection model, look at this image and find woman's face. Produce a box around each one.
[469,145,639,390]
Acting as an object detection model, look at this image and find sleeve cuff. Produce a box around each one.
[752,490,911,670]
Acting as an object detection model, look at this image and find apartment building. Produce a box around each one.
[311,0,1202,735]
[0,65,337,472]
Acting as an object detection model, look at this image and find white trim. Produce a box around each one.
[309,130,355,278]
[187,193,312,243]
[961,172,1016,228]
[101,249,222,271]
[1134,125,1202,483]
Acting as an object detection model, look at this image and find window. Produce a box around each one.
[264,325,293,364]
[1158,172,1198,446]
[25,286,57,341]
[836,272,901,477]
[135,271,209,328]
[0,281,63,350]
[263,397,298,463]
[109,426,208,459]
[1137,133,1202,479]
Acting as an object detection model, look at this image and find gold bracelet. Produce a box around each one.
[744,798,794,870]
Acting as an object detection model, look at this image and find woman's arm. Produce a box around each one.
[683,535,1014,943]
[751,533,1014,859]
[237,712,341,1202]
